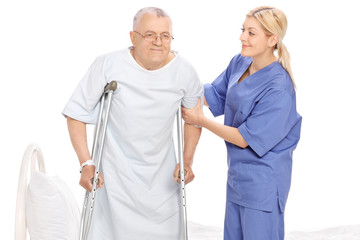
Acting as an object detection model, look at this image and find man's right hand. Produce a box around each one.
[79,165,104,192]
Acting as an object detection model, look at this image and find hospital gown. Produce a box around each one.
[63,47,203,240]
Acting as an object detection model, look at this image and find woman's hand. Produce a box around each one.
[181,98,204,126]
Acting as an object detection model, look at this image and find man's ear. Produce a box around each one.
[268,34,279,48]
[130,31,136,47]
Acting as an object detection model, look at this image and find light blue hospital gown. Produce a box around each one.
[63,48,203,240]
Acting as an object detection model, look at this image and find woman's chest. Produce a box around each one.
[225,77,267,125]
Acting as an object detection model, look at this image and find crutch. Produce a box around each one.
[79,81,117,240]
[176,105,188,240]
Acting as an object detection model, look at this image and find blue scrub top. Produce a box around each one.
[205,54,302,212]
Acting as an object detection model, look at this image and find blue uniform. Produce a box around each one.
[205,54,302,240]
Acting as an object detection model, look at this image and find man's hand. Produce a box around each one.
[173,163,194,185]
[79,165,104,192]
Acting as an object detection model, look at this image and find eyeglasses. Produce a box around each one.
[133,31,174,43]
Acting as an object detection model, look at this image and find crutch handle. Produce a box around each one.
[104,81,117,92]
[178,169,187,177]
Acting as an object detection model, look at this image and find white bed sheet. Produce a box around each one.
[286,225,360,240]
[188,222,360,240]
[188,222,223,239]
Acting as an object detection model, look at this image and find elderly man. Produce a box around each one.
[63,7,202,240]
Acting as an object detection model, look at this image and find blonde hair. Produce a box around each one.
[247,6,295,87]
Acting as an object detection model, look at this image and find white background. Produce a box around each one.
[1,0,359,238]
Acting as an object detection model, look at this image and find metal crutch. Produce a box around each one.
[176,105,188,240]
[79,81,117,240]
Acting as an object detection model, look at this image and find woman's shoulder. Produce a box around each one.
[268,62,295,92]
[231,53,251,64]
[226,54,252,71]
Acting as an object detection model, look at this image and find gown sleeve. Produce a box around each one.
[62,55,108,124]
[181,64,204,109]
[238,88,295,157]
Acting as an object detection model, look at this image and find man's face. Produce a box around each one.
[130,13,172,70]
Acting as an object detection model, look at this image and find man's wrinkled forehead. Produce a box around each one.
[134,13,172,33]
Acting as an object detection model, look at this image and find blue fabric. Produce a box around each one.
[205,54,302,212]
[224,198,284,240]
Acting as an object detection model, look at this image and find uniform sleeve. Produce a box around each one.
[62,56,108,124]
[238,88,294,157]
[204,56,237,117]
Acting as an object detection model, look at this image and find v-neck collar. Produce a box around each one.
[235,58,279,87]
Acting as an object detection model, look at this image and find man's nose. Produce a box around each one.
[153,36,163,45]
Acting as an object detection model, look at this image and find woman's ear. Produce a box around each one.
[268,34,279,48]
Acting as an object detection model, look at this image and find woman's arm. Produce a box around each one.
[182,98,248,148]
[200,116,248,148]
[203,96,209,107]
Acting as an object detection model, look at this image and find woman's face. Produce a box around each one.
[240,17,274,58]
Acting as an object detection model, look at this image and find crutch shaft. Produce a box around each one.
[177,105,188,240]
[80,81,117,240]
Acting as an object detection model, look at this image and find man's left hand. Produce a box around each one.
[173,163,194,184]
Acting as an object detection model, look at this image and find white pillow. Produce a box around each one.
[26,171,80,240]
[15,144,80,240]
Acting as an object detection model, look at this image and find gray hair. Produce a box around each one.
[133,7,171,30]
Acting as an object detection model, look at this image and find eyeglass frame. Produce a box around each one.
[133,31,174,43]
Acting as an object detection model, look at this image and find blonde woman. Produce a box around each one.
[182,6,302,240]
